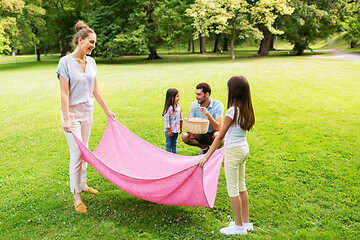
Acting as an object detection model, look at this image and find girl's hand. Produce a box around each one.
[63,119,71,133]
[106,111,116,120]
[167,131,173,137]
[196,157,208,168]
[179,129,182,134]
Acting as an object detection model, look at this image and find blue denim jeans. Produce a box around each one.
[165,132,178,154]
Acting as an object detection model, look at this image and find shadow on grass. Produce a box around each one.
[0,57,59,71]
[0,49,327,70]
[63,190,212,238]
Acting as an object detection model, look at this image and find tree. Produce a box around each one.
[343,0,360,48]
[186,0,234,54]
[280,0,346,55]
[156,0,195,54]
[187,0,260,59]
[223,0,259,59]
[110,0,194,59]
[17,0,46,60]
[43,0,92,57]
[0,0,25,54]
[249,0,294,56]
[86,0,139,58]
[0,24,10,53]
[109,0,162,59]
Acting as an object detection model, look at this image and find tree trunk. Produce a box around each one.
[258,25,272,56]
[61,43,70,57]
[350,40,357,48]
[213,34,221,53]
[222,36,229,51]
[230,17,236,60]
[188,41,191,52]
[199,33,206,54]
[17,49,20,55]
[192,40,195,53]
[147,45,161,60]
[44,46,47,56]
[293,42,307,55]
[58,32,63,55]
[36,46,41,61]
[12,49,15,56]
[269,34,275,51]
[145,0,161,60]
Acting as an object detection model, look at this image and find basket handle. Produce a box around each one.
[187,107,208,119]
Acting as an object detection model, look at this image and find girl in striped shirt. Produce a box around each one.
[162,88,183,154]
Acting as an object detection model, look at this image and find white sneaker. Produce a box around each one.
[220,225,247,235]
[229,221,253,231]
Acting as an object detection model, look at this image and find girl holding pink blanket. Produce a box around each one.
[197,76,255,235]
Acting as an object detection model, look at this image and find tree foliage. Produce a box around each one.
[343,0,360,48]
[186,0,261,58]
[0,0,25,53]
[86,0,139,58]
[249,0,294,56]
[280,0,346,55]
[0,0,358,58]
[43,0,92,57]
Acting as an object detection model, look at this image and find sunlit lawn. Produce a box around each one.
[0,54,359,239]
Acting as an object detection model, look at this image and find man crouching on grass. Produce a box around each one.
[182,83,224,154]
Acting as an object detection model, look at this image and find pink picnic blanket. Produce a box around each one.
[73,117,224,207]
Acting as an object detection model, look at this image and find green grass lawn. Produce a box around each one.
[0,54,359,239]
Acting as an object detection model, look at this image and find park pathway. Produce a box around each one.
[309,49,360,62]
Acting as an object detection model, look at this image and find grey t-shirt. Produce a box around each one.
[56,54,97,110]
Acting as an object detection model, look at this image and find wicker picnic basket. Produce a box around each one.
[184,107,209,134]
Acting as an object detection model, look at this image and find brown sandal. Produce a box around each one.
[74,202,88,213]
[82,187,99,194]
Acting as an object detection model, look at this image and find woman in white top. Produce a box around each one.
[197,76,255,235]
[56,21,116,213]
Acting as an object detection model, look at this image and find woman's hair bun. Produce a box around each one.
[75,21,89,32]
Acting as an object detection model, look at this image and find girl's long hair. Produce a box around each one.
[162,88,179,116]
[227,76,255,131]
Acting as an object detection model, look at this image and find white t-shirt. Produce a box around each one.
[224,106,248,148]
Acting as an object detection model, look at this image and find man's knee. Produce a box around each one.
[182,132,199,145]
[212,131,220,139]
[182,132,190,144]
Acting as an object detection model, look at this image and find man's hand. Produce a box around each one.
[199,107,209,117]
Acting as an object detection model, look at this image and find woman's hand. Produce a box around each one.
[196,156,208,168]
[63,119,71,133]
[106,111,116,120]
[167,130,173,137]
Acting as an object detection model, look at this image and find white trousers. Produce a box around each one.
[224,145,249,198]
[61,104,93,194]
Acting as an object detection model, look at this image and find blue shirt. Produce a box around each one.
[189,98,224,133]
[56,54,97,110]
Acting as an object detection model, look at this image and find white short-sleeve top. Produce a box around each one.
[56,54,97,110]
[224,106,248,148]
